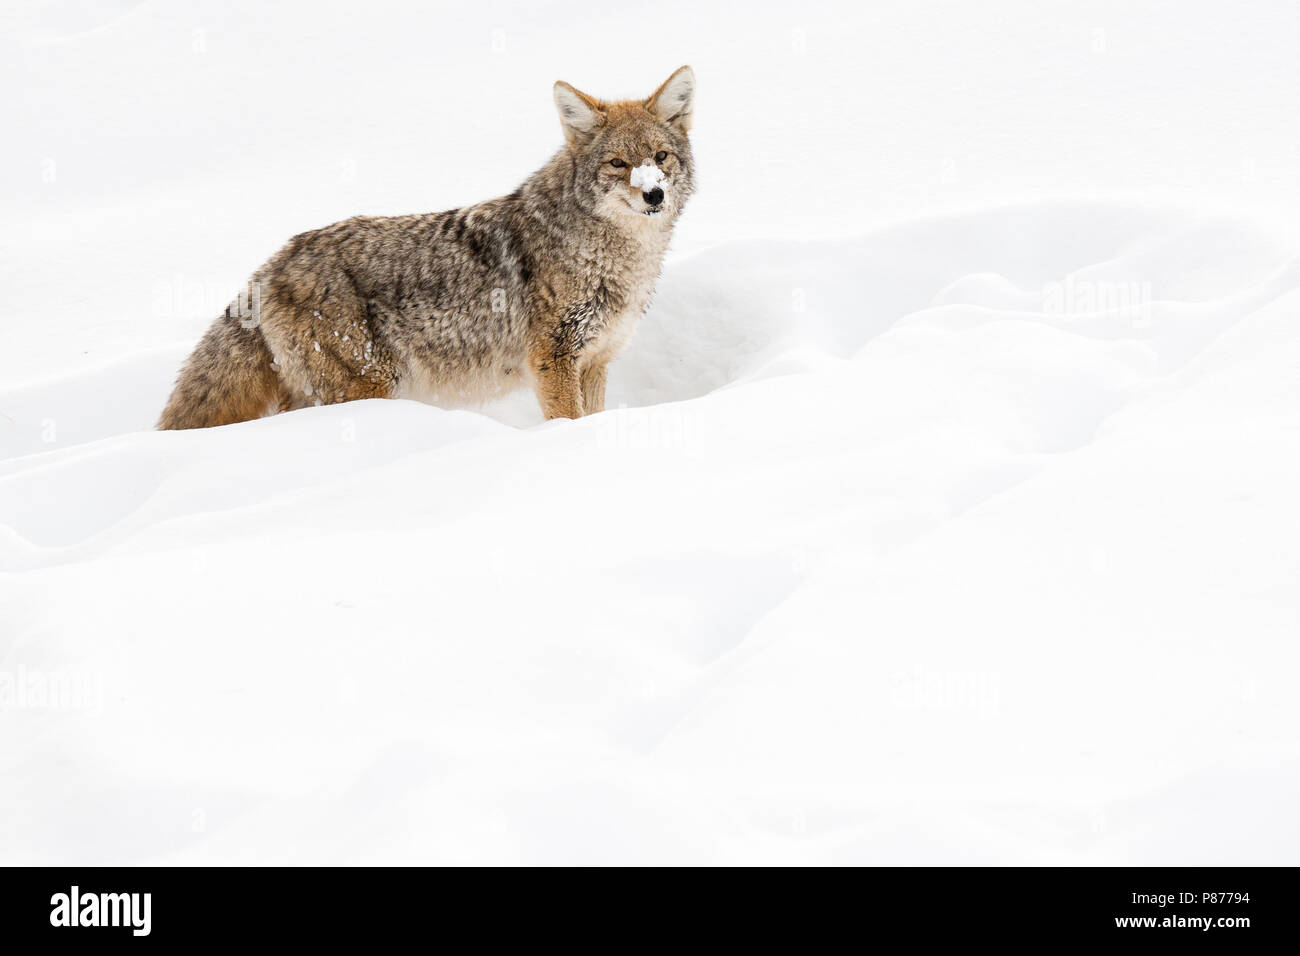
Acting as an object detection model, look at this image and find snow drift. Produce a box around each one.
[3,200,1298,864]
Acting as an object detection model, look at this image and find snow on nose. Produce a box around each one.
[629,161,666,195]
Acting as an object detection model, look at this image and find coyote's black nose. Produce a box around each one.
[643,187,664,207]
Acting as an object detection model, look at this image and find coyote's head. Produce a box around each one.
[553,66,696,227]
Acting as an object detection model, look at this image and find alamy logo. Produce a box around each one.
[49,886,151,937]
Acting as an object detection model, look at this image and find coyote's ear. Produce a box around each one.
[553,81,604,145]
[646,65,695,133]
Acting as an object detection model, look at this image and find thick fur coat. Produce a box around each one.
[158,66,696,428]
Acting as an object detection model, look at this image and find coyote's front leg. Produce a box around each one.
[581,362,607,415]
[530,301,604,419]
[530,349,583,420]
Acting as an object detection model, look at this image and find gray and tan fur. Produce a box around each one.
[157,66,696,429]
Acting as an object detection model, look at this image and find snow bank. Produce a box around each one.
[2,201,1298,864]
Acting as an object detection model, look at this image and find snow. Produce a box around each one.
[630,162,666,191]
[3,0,1299,865]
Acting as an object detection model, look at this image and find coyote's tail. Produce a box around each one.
[157,315,284,430]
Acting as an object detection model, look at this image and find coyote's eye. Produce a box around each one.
[654,151,668,163]
[609,159,627,168]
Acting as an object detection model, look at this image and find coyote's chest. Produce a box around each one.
[566,231,669,359]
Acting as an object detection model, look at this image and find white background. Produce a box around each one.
[2,0,1298,863]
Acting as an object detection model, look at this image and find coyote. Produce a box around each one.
[158,67,696,429]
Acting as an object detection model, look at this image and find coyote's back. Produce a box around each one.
[158,66,696,429]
